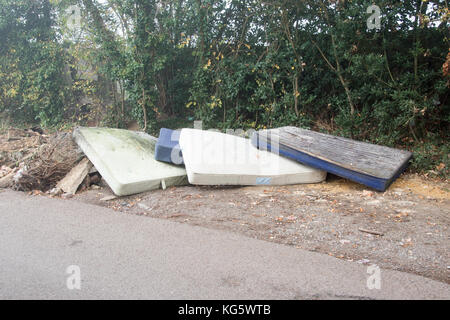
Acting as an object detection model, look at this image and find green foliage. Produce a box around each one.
[0,0,71,125]
[409,135,449,179]
[0,0,449,174]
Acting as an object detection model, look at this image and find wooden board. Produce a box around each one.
[252,127,413,191]
[56,157,92,194]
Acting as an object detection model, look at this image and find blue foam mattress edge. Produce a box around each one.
[155,128,184,165]
[251,133,412,192]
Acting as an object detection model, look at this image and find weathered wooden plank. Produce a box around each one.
[252,127,413,191]
[56,157,93,195]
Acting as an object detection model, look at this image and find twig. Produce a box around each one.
[358,228,384,236]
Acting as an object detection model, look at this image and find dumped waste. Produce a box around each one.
[55,157,93,195]
[0,129,85,192]
[0,125,414,197]
[73,127,188,196]
[13,132,85,192]
[178,128,326,186]
[252,126,413,191]
[155,128,184,165]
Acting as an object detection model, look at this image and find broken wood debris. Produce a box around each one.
[11,132,83,192]
[358,228,384,236]
[0,168,18,189]
[56,157,93,195]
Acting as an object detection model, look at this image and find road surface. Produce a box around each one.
[0,190,448,299]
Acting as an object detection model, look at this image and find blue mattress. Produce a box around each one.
[251,127,413,192]
[155,128,184,165]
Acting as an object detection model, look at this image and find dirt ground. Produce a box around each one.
[70,173,450,284]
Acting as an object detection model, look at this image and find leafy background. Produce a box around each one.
[0,0,448,176]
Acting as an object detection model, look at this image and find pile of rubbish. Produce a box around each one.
[0,128,99,196]
[0,125,413,198]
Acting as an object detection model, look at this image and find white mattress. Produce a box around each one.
[73,127,187,196]
[179,129,326,186]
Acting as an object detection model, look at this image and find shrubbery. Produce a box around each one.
[0,0,448,175]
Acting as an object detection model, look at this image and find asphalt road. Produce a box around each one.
[0,189,448,299]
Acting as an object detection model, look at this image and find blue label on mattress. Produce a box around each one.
[256,177,272,185]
